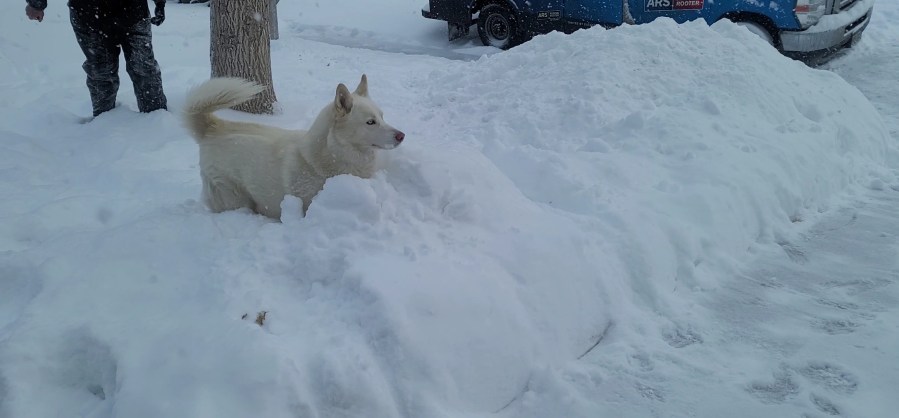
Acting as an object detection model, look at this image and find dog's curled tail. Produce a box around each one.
[183,77,266,141]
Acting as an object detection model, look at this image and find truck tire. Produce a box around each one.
[723,13,782,49]
[736,21,775,46]
[477,3,523,50]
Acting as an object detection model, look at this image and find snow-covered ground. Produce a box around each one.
[1,1,898,417]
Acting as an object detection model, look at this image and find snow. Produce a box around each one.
[2,1,899,418]
[803,0,874,34]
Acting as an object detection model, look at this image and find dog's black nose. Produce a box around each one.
[395,131,405,143]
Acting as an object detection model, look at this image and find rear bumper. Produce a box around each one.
[780,0,874,56]
[421,1,472,24]
[422,6,439,20]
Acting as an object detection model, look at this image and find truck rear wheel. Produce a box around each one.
[723,13,782,49]
[736,21,775,46]
[477,3,523,50]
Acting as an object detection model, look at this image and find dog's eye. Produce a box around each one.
[366,119,376,125]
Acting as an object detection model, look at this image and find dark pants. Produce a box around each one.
[71,13,168,116]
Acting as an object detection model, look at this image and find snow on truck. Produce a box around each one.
[422,0,875,61]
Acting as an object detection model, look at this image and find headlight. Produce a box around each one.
[795,0,827,29]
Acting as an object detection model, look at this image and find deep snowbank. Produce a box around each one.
[422,17,895,290]
[1,8,896,418]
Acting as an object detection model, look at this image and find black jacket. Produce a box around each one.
[27,0,164,29]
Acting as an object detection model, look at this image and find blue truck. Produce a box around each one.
[422,0,875,61]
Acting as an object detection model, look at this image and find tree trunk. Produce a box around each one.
[210,0,277,114]
[269,0,279,40]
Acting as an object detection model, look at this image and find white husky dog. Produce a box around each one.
[183,75,405,219]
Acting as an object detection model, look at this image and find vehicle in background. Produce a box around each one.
[422,0,875,62]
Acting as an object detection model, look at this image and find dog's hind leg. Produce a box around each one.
[202,177,255,214]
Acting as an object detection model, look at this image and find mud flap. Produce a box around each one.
[448,22,470,41]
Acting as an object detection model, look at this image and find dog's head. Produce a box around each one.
[332,75,405,150]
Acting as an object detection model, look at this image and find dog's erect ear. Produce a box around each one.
[335,83,354,115]
[354,74,369,97]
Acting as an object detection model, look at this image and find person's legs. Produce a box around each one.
[121,19,167,113]
[70,13,121,117]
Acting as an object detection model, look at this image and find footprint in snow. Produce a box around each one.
[662,327,703,348]
[810,393,843,416]
[796,361,858,395]
[815,298,861,312]
[52,329,118,402]
[809,317,861,335]
[628,352,655,372]
[635,382,665,402]
[823,277,892,296]
[777,240,809,264]
[745,370,801,404]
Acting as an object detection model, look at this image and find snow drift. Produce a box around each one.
[1,10,896,418]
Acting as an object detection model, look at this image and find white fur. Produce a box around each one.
[183,75,404,219]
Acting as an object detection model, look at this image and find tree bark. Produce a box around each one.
[210,0,277,114]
